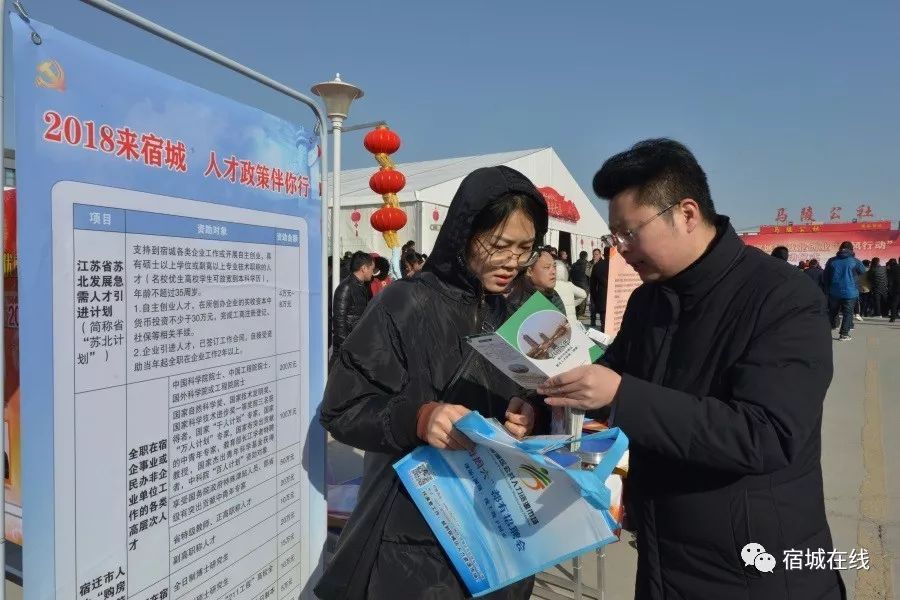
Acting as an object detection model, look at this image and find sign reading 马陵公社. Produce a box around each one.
[12,15,326,600]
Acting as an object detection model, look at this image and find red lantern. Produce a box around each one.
[370,206,407,232]
[350,209,361,237]
[432,209,440,222]
[369,169,406,195]
[364,127,401,155]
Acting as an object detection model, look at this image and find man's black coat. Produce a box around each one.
[600,218,845,599]
[330,273,370,359]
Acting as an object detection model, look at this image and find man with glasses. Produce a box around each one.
[538,139,843,599]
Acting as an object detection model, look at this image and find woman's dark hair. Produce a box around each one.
[468,193,547,248]
[401,251,424,276]
[592,138,716,223]
[871,257,881,267]
[372,256,391,280]
[839,241,854,251]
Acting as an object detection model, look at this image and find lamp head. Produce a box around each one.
[311,73,364,120]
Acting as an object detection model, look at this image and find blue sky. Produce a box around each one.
[9,0,900,230]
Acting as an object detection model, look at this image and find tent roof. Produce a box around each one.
[329,147,609,237]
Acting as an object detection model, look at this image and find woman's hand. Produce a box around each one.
[504,396,535,439]
[417,403,474,451]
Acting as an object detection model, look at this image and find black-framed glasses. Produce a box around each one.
[474,237,541,268]
[600,200,681,249]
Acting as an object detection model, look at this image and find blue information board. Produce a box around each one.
[11,14,326,600]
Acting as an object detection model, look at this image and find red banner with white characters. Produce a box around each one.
[4,188,22,546]
[742,222,899,263]
[758,220,892,235]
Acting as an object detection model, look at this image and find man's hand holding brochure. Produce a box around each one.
[393,293,629,597]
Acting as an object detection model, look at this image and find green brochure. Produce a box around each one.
[467,292,605,389]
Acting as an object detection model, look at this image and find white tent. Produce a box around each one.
[328,147,610,259]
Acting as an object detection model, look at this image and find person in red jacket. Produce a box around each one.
[369,255,392,296]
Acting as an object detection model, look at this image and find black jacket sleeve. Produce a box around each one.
[331,281,353,351]
[590,261,609,299]
[610,282,832,475]
[823,258,833,292]
[890,269,900,296]
[320,301,423,455]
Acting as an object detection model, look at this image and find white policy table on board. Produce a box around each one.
[51,181,311,600]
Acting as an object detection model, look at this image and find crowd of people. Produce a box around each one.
[770,244,900,339]
[316,138,847,600]
[326,243,428,353]
[328,240,614,366]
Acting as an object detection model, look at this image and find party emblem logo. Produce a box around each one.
[35,60,65,92]
[518,464,552,491]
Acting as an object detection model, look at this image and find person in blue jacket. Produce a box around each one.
[823,241,866,340]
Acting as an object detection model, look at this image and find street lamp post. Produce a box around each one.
[311,74,364,294]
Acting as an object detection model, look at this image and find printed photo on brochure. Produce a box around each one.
[466,292,606,389]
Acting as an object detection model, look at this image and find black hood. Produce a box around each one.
[422,165,547,298]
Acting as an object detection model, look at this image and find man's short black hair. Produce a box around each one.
[579,251,588,259]
[839,241,853,251]
[592,138,716,223]
[350,251,374,273]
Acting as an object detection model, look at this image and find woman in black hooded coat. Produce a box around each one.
[316,166,550,600]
